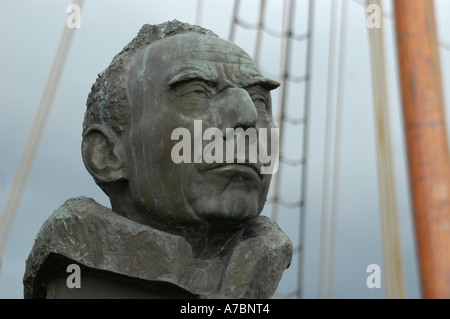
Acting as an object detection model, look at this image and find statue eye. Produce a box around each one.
[247,88,272,122]
[178,81,213,99]
[246,85,270,113]
[251,93,268,111]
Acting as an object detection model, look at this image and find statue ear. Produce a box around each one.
[81,124,127,183]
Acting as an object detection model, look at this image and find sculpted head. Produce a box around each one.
[81,21,279,248]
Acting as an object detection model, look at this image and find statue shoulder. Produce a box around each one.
[23,196,193,298]
[217,216,293,298]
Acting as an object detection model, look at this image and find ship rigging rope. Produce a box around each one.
[297,0,315,299]
[318,0,339,299]
[271,0,298,223]
[327,0,348,299]
[366,0,405,298]
[195,0,204,26]
[253,0,267,66]
[0,0,85,263]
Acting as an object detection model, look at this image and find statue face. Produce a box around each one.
[124,32,278,231]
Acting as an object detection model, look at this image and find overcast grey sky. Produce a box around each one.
[0,0,449,299]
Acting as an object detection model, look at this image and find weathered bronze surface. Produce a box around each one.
[24,20,292,299]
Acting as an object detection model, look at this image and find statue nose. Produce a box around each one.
[218,87,258,133]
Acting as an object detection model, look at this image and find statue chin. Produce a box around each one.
[182,171,267,229]
[192,194,260,228]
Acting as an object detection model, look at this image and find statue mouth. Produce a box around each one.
[200,162,262,180]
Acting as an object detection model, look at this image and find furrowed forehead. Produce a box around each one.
[160,34,278,89]
[133,32,279,90]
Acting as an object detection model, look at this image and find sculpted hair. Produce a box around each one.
[83,20,218,137]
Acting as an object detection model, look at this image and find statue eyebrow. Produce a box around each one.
[166,64,280,92]
[167,67,218,87]
[241,77,281,91]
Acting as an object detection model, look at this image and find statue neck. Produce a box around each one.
[109,188,246,259]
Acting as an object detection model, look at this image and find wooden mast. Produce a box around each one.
[394,0,450,298]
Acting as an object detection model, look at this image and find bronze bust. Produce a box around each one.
[24,20,292,299]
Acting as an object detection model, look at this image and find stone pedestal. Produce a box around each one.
[43,257,196,299]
